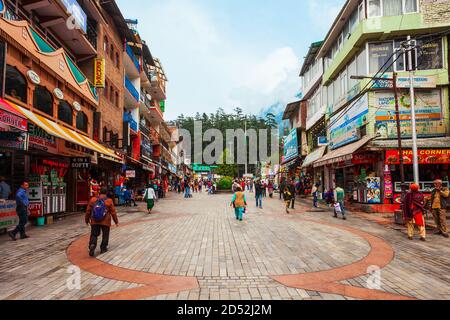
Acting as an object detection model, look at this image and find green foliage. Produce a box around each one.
[218,177,233,190]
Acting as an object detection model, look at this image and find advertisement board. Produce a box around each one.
[330,94,369,150]
[366,177,381,204]
[283,128,299,163]
[385,149,450,165]
[375,90,444,139]
[28,122,57,154]
[0,201,18,229]
[94,58,105,88]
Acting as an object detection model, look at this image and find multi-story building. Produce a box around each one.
[311,0,450,211]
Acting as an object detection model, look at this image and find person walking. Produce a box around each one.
[403,184,426,241]
[85,188,119,257]
[283,181,295,214]
[268,181,274,198]
[0,176,12,200]
[231,187,247,221]
[279,179,286,200]
[288,179,296,210]
[8,181,30,241]
[144,184,157,214]
[430,179,449,238]
[255,180,263,209]
[312,183,320,208]
[184,179,191,199]
[333,186,346,220]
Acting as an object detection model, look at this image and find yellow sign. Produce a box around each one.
[94,58,105,88]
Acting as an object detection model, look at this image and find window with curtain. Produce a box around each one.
[383,0,402,16]
[58,100,73,125]
[369,42,394,73]
[5,65,27,103]
[33,86,53,116]
[76,111,88,133]
[368,0,382,17]
[404,0,418,13]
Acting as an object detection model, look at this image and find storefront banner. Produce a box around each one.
[330,94,368,150]
[386,149,450,165]
[0,131,27,150]
[384,171,393,199]
[0,108,27,131]
[57,139,94,158]
[283,128,299,163]
[372,75,437,89]
[28,123,57,154]
[352,153,378,165]
[366,177,381,204]
[375,90,445,139]
[0,201,18,228]
[29,202,43,218]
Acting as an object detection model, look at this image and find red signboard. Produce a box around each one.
[386,149,450,165]
[352,153,378,165]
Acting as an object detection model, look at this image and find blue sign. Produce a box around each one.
[283,128,299,163]
[168,163,177,175]
[61,0,87,33]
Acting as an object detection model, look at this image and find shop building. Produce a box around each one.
[309,0,450,211]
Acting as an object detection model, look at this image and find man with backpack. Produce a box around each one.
[85,188,119,257]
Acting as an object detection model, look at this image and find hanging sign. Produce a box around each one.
[94,58,105,88]
[70,157,91,169]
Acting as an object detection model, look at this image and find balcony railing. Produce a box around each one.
[125,76,140,102]
[124,113,138,132]
[86,19,98,50]
[126,43,140,73]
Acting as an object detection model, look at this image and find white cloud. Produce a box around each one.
[307,0,345,34]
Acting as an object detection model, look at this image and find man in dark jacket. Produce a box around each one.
[255,180,263,209]
[9,181,30,241]
[283,180,296,214]
[85,188,119,257]
[279,179,286,200]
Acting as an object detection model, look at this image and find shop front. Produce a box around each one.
[384,148,450,205]
[301,146,326,195]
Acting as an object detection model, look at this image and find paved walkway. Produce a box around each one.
[0,191,449,300]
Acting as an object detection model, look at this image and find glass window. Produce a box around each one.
[327,84,334,107]
[369,42,394,73]
[394,39,406,71]
[417,38,443,70]
[103,36,108,52]
[76,111,88,133]
[404,0,418,13]
[356,48,367,75]
[368,0,382,17]
[383,0,402,16]
[348,58,358,88]
[359,2,365,20]
[5,66,27,103]
[58,100,73,125]
[33,86,53,116]
[349,8,358,31]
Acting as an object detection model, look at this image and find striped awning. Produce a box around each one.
[9,102,121,160]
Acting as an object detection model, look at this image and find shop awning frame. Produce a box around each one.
[314,136,373,168]
[302,146,327,168]
[9,102,121,160]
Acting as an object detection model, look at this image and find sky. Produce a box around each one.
[116,0,346,120]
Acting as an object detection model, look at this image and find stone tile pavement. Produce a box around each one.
[0,191,449,300]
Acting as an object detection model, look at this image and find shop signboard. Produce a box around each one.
[29,202,43,218]
[372,75,437,89]
[375,90,445,139]
[57,139,94,158]
[352,153,378,165]
[28,123,57,154]
[61,0,87,33]
[385,149,450,165]
[126,170,136,178]
[0,200,18,229]
[141,134,153,161]
[366,177,381,204]
[283,128,299,163]
[329,94,368,150]
[0,108,27,131]
[70,157,91,169]
[94,58,105,88]
[168,163,177,174]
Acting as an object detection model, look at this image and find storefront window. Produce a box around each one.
[58,101,73,126]
[368,0,382,17]
[33,86,54,116]
[5,65,27,103]
[369,42,394,73]
[76,111,88,133]
[417,38,443,70]
[383,0,402,16]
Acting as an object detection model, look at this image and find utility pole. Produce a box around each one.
[244,119,248,176]
[393,72,407,200]
[406,36,420,185]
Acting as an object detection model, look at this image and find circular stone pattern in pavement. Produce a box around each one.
[97,210,371,277]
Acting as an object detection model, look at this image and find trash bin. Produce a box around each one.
[36,217,45,227]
